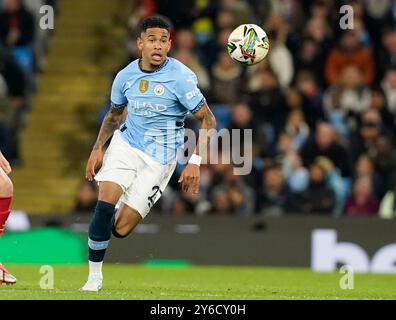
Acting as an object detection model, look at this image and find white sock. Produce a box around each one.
[88,261,103,278]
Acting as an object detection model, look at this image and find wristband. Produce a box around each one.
[188,154,202,166]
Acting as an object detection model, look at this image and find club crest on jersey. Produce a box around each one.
[154,84,165,96]
[139,79,149,93]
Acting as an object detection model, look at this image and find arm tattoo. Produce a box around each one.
[93,107,125,150]
[192,103,217,158]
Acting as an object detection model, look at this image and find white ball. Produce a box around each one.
[227,24,270,66]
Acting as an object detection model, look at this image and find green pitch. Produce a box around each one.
[0,264,395,300]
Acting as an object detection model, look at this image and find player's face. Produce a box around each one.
[138,28,171,69]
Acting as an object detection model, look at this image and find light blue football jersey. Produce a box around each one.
[110,57,206,164]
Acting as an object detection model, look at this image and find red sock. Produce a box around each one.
[0,196,12,236]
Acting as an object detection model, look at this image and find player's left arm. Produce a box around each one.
[178,102,216,194]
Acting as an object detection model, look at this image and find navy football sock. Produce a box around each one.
[88,201,116,262]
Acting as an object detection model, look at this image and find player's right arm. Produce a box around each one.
[85,70,128,181]
[0,151,11,175]
[85,106,125,181]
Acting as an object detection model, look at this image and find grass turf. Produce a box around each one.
[0,264,395,300]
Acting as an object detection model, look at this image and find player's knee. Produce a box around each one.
[0,176,13,197]
[98,182,123,205]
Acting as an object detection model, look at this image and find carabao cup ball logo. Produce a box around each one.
[227,24,269,66]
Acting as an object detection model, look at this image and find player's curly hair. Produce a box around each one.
[138,15,173,35]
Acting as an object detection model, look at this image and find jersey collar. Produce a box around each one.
[138,57,169,73]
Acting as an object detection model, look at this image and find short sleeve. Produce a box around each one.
[175,71,205,113]
[110,71,128,108]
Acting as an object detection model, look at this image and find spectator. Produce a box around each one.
[172,50,210,93]
[376,29,396,82]
[284,109,310,151]
[170,195,194,215]
[294,36,323,85]
[227,101,264,153]
[228,183,252,215]
[368,86,395,134]
[191,1,219,51]
[73,181,99,214]
[257,163,293,216]
[275,131,296,157]
[0,0,36,74]
[298,15,333,84]
[308,0,338,28]
[381,67,396,114]
[245,58,271,93]
[210,165,255,215]
[248,69,286,151]
[284,86,324,131]
[372,135,396,191]
[364,0,393,51]
[211,186,232,215]
[354,153,384,198]
[266,23,294,90]
[24,0,55,71]
[323,65,371,119]
[281,148,309,194]
[353,16,372,47]
[249,70,281,108]
[210,51,242,105]
[169,191,210,216]
[215,9,235,30]
[344,176,379,216]
[171,29,211,93]
[284,87,306,114]
[221,0,254,27]
[205,153,231,195]
[300,122,352,178]
[303,16,333,52]
[325,30,375,86]
[0,0,35,47]
[349,109,389,161]
[0,45,26,97]
[314,156,347,216]
[293,161,336,214]
[173,28,197,52]
[294,70,325,127]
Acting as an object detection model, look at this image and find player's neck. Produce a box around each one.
[139,58,166,73]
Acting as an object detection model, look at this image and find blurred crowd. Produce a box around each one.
[0,0,57,166]
[76,0,396,218]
